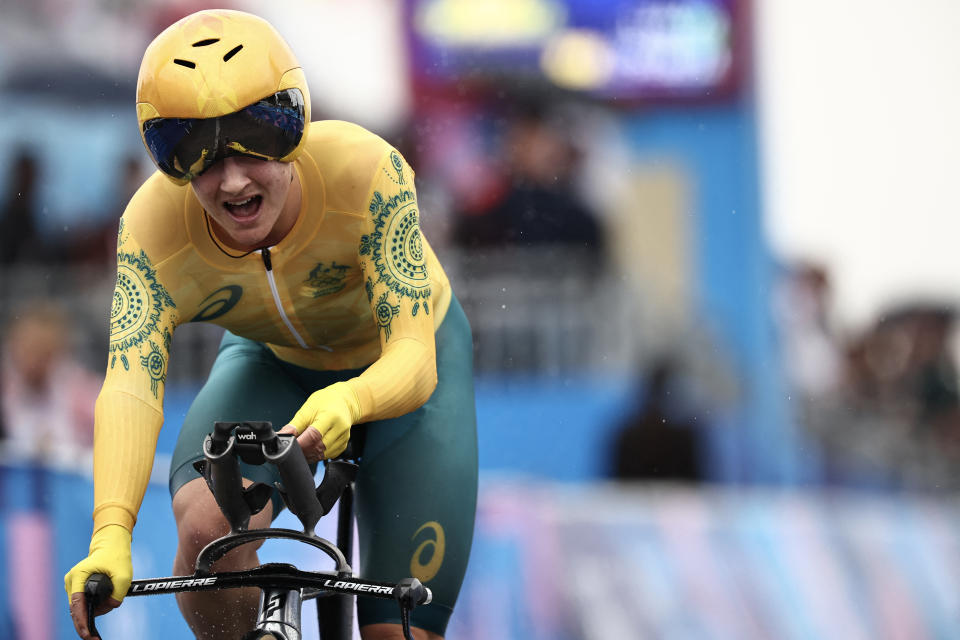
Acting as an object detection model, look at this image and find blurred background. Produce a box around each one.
[2,0,960,638]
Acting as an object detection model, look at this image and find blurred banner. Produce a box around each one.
[407,0,745,101]
[453,481,960,640]
[4,462,959,640]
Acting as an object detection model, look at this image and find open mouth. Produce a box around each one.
[224,195,262,220]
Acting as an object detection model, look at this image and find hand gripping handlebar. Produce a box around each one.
[83,573,113,640]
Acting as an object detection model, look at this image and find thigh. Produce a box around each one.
[169,331,311,516]
[355,297,478,636]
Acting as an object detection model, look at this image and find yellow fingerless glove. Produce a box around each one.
[287,381,361,459]
[64,524,133,603]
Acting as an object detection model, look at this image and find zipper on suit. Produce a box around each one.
[260,248,332,352]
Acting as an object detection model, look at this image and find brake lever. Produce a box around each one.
[394,578,431,640]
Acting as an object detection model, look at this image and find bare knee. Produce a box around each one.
[173,479,232,562]
[172,477,272,566]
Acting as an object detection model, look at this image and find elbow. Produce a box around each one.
[417,358,438,408]
[403,336,437,409]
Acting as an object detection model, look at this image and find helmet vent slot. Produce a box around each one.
[173,59,196,69]
[192,38,220,47]
[223,45,243,62]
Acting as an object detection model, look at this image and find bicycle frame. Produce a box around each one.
[317,463,356,640]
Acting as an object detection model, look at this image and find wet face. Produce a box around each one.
[191,156,301,252]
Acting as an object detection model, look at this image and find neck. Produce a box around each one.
[262,165,302,248]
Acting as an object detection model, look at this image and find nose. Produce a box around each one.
[218,157,251,195]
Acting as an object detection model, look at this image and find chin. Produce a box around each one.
[233,230,270,250]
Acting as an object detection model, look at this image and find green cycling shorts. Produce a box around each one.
[169,295,478,635]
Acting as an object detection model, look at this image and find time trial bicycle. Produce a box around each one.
[84,420,431,640]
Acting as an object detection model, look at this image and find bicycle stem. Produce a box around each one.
[257,587,303,640]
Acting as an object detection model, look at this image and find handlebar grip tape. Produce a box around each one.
[84,573,114,639]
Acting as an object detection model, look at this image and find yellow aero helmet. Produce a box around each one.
[136,9,311,184]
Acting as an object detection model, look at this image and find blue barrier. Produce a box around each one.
[162,378,640,482]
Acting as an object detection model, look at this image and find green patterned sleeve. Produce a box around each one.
[348,149,438,421]
[104,218,179,405]
[92,219,181,532]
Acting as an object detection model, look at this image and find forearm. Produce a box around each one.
[92,389,164,533]
[346,336,437,423]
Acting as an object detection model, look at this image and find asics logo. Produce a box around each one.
[191,285,243,322]
[410,521,445,582]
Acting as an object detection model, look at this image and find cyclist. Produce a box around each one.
[64,9,478,640]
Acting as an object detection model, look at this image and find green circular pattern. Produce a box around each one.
[376,301,393,325]
[384,204,428,293]
[111,264,148,342]
[145,350,165,380]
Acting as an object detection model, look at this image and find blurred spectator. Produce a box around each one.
[0,300,100,465]
[774,261,845,466]
[805,301,960,490]
[609,356,704,482]
[849,305,960,429]
[69,153,148,268]
[904,307,960,427]
[0,150,44,265]
[774,261,843,403]
[451,99,605,256]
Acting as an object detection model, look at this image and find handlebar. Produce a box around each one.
[83,568,432,637]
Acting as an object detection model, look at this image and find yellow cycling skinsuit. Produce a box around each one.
[89,120,478,633]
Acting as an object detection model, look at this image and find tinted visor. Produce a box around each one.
[142,88,306,181]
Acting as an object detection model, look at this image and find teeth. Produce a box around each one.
[228,197,254,207]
